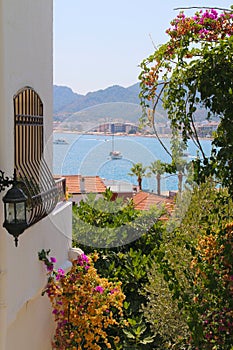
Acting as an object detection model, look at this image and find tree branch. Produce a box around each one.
[150,83,173,158]
[152,121,172,159]
[190,117,206,160]
[149,33,157,50]
[174,6,232,12]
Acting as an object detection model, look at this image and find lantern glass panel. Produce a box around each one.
[5,202,15,223]
[16,202,26,222]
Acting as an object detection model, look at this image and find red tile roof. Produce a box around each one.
[132,191,174,216]
[62,175,106,194]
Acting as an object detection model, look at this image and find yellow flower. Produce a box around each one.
[41,250,127,349]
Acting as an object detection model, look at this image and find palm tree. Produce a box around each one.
[170,133,188,193]
[148,160,166,196]
[128,163,147,191]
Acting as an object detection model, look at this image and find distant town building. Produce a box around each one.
[93,122,140,134]
[195,121,219,137]
[154,122,172,135]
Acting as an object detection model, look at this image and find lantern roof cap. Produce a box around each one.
[3,185,27,203]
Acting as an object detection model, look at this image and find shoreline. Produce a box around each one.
[53,129,213,141]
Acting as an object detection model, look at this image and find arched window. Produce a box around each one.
[14,87,58,227]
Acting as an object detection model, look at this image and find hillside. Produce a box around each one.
[53,83,216,132]
[53,83,167,126]
[53,83,141,114]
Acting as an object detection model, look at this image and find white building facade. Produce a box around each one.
[0,1,72,349]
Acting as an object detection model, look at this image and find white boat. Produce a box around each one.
[109,131,122,159]
[109,150,122,159]
[53,138,68,145]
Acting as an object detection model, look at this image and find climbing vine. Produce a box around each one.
[139,7,233,192]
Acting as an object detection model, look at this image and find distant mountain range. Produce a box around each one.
[53,83,210,130]
[53,83,166,127]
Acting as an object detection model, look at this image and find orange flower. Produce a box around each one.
[40,249,127,349]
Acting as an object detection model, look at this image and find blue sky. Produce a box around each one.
[54,1,232,94]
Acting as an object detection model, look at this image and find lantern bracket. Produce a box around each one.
[0,170,15,192]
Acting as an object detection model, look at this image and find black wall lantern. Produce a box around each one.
[0,170,28,247]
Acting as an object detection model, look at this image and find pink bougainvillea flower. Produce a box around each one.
[56,268,65,281]
[57,268,65,275]
[47,264,54,272]
[77,253,90,266]
[94,286,104,294]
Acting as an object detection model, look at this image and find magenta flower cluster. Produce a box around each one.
[77,253,90,270]
[94,286,104,294]
[56,268,65,281]
[79,253,89,263]
[195,9,219,22]
[38,250,64,281]
[167,8,233,42]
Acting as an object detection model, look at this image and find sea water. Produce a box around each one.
[53,133,212,192]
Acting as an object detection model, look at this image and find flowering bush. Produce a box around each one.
[38,249,127,349]
[167,8,233,43]
[191,222,233,348]
[139,6,233,192]
[142,183,233,349]
[140,8,233,100]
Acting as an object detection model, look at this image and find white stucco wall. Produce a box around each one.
[0,1,72,349]
[6,202,72,349]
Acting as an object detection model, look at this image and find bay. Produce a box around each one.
[53,133,212,193]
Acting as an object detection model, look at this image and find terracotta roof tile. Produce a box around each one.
[133,191,174,215]
[62,175,106,194]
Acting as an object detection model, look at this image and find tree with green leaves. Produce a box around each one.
[148,160,166,195]
[72,188,166,349]
[139,6,233,193]
[143,180,233,349]
[128,162,147,191]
